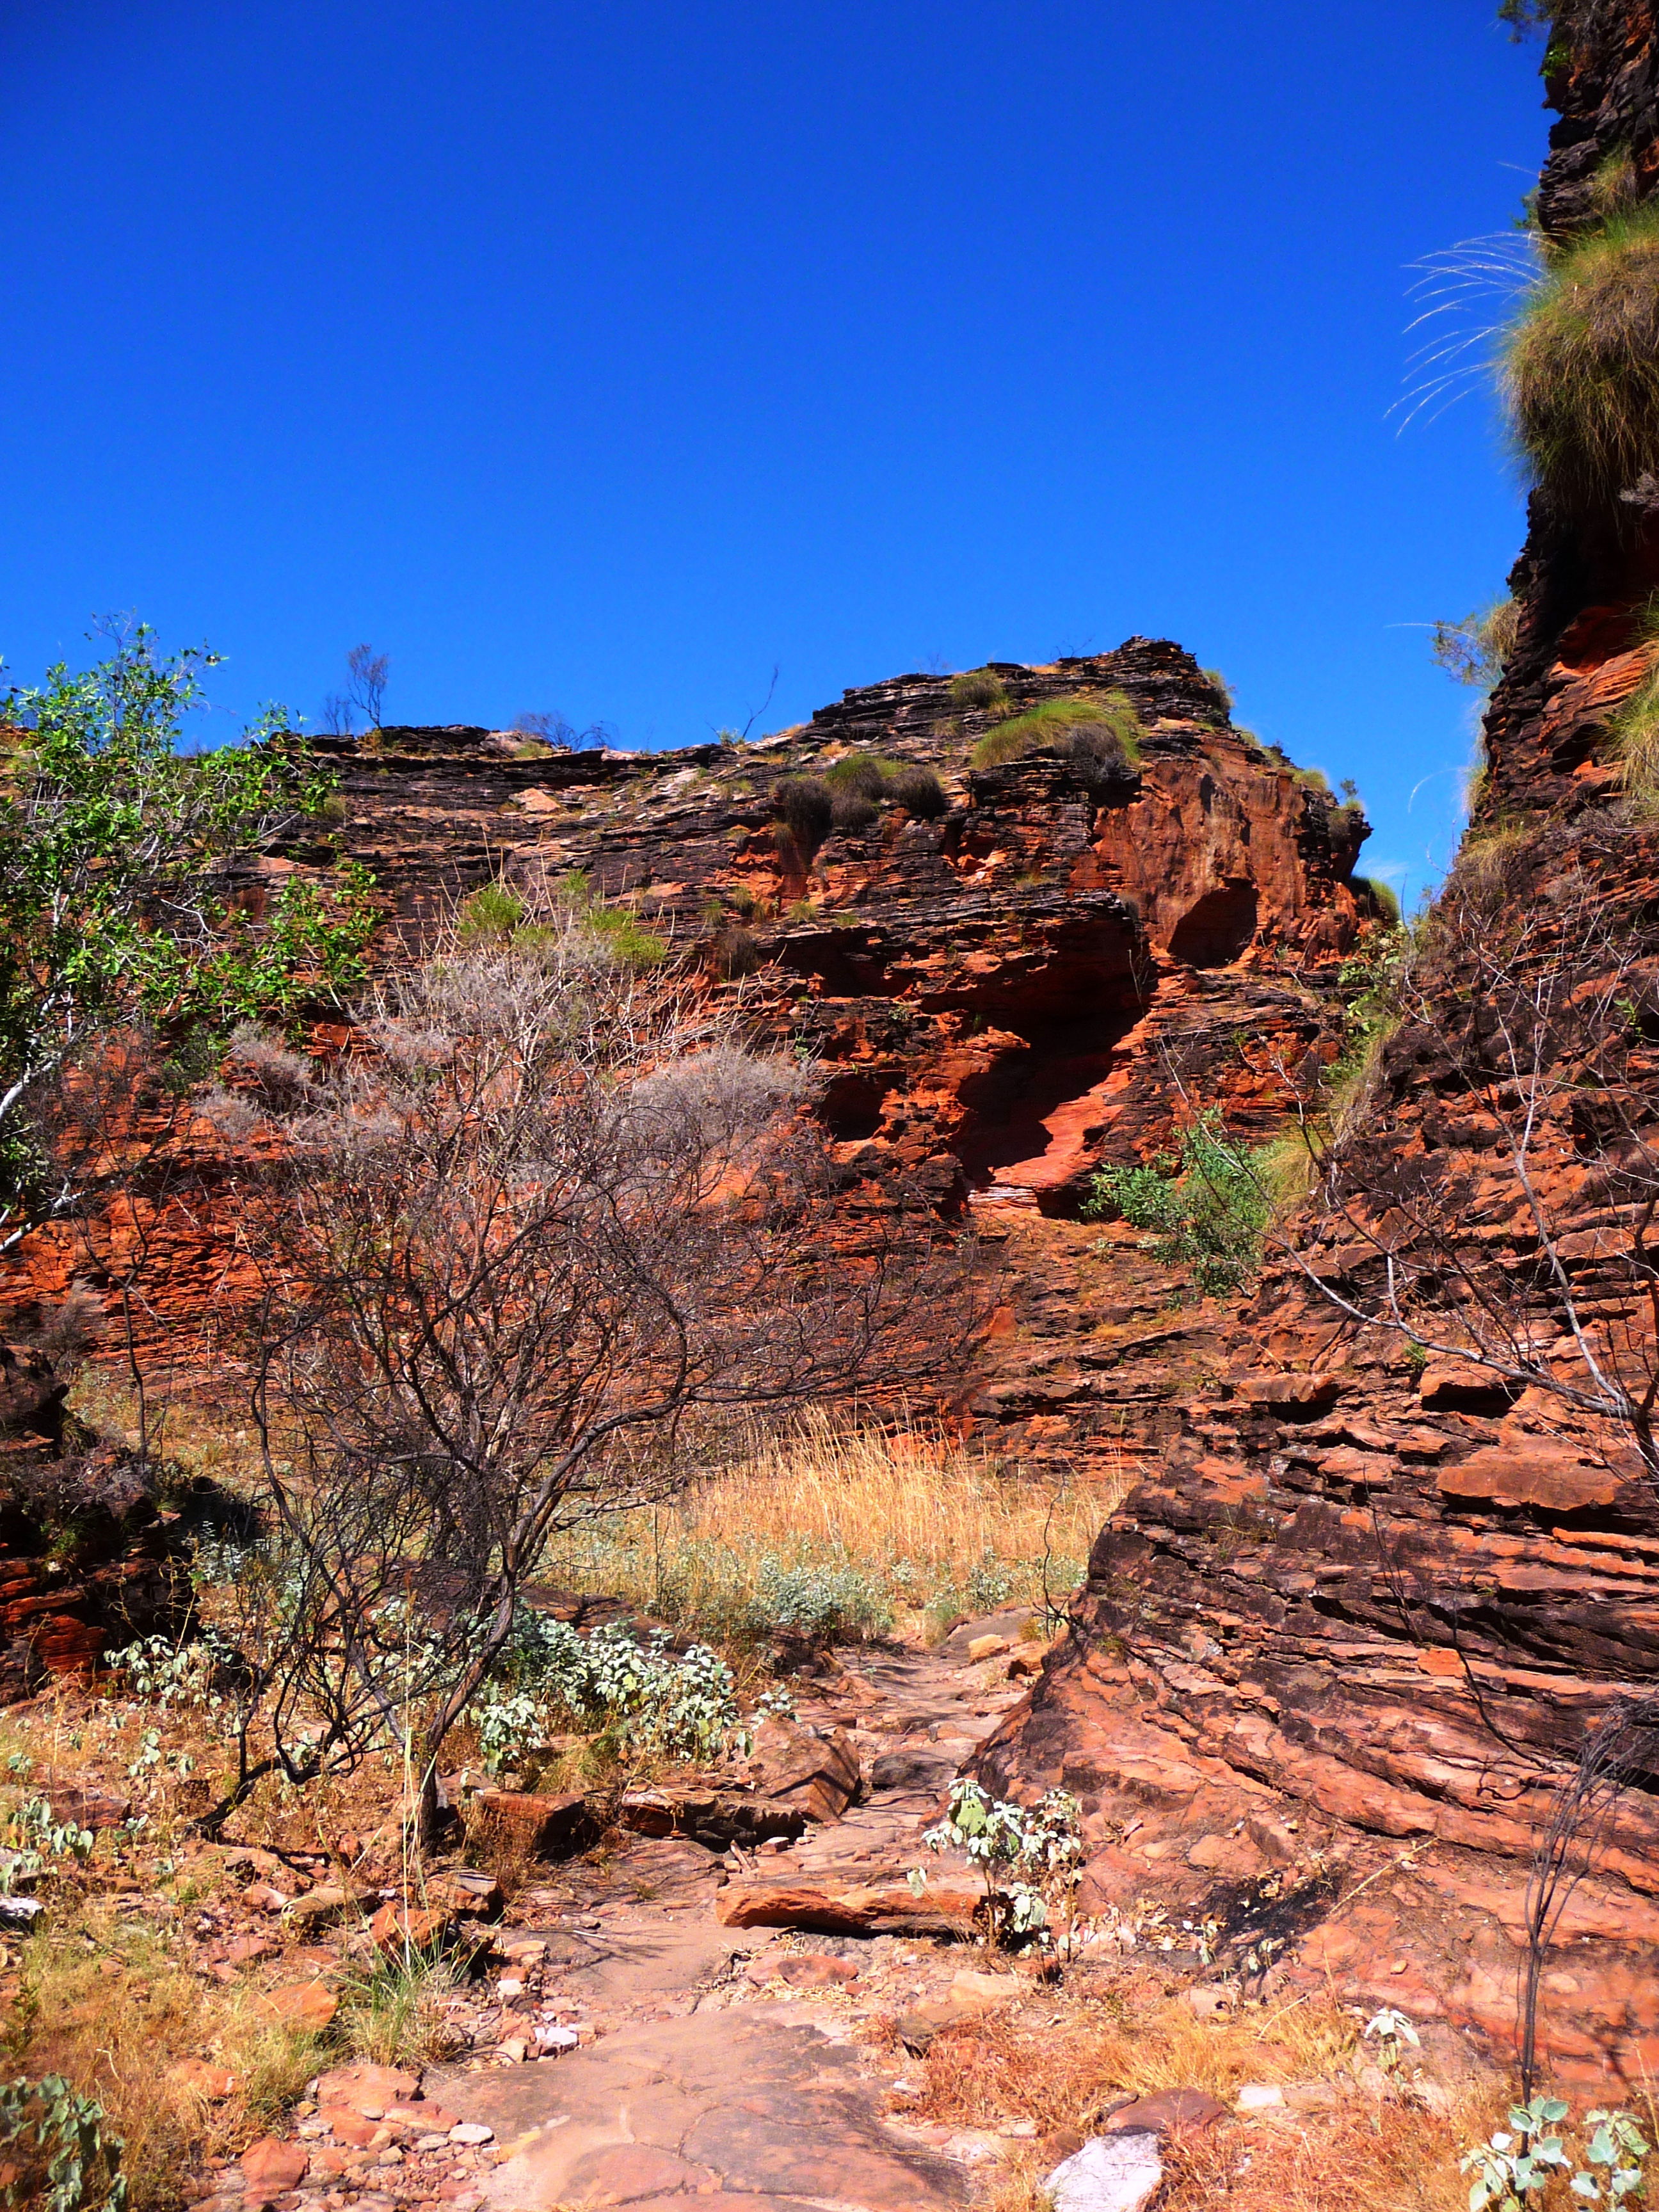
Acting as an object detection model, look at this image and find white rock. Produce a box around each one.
[1236,2083,1285,2111]
[534,2023,580,2054]
[448,2122,495,2145]
[1044,2131,1163,2212]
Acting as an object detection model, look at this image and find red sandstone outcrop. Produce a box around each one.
[4,637,1377,1354]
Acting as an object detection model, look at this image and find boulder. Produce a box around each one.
[1043,2131,1163,2212]
[742,1718,863,1823]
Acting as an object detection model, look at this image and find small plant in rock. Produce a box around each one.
[1083,1111,1271,1297]
[0,2074,128,2212]
[885,764,948,817]
[1361,2007,1421,2081]
[1460,2097,1650,2209]
[914,1777,1084,1950]
[949,668,1009,712]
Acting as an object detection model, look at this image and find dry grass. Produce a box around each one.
[10,1900,326,2209]
[917,1996,1489,2212]
[538,1411,1127,1649]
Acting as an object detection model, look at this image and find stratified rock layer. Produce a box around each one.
[5,639,1373,1374]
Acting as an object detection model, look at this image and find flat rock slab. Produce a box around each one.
[437,2009,967,2210]
[528,1919,753,2002]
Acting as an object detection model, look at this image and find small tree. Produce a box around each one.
[345,643,390,729]
[227,892,977,1839]
[0,621,375,1256]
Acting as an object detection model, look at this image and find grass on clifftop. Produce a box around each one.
[1505,202,1659,508]
[970,694,1142,773]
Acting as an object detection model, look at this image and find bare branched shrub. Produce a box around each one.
[225,906,976,1839]
[1281,864,1659,1483]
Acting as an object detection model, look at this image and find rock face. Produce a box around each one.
[4,637,1375,1356]
[984,0,1659,2087]
[0,1362,193,1691]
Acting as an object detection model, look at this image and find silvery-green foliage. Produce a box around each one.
[472,1614,741,1772]
[0,1799,93,1892]
[751,1558,892,1640]
[0,2074,127,2211]
[917,1777,1084,1948]
[1461,2099,1650,2209]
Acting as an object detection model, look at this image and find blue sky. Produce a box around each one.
[3,2,1548,910]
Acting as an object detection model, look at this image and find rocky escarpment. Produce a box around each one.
[6,638,1379,1393]
[984,0,1659,2088]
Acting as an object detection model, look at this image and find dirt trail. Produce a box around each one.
[424,1634,1036,2212]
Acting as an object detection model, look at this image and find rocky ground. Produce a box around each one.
[44,1619,1479,2212]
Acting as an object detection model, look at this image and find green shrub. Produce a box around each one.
[885,764,948,817]
[584,902,667,968]
[1082,1112,1270,1297]
[456,881,525,941]
[1609,600,1659,809]
[830,792,879,831]
[969,694,1142,772]
[1201,667,1235,710]
[949,668,1009,711]
[1505,202,1659,509]
[771,775,833,855]
[822,752,889,797]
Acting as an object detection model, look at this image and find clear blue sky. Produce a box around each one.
[3,2,1549,910]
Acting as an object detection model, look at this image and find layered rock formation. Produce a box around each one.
[6,639,1375,1372]
[983,0,1659,2087]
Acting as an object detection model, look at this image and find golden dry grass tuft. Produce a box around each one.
[10,1902,327,2210]
[538,1411,1128,1649]
[915,1996,1490,2212]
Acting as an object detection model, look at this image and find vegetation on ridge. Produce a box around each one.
[1505,202,1659,509]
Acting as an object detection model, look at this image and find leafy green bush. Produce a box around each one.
[1505,202,1659,509]
[949,668,1009,711]
[969,694,1142,772]
[885,764,948,817]
[0,2074,127,2212]
[470,1615,742,1772]
[751,1557,893,1642]
[1461,2096,1649,2210]
[915,1778,1084,1949]
[0,624,376,1245]
[1082,1112,1270,1296]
